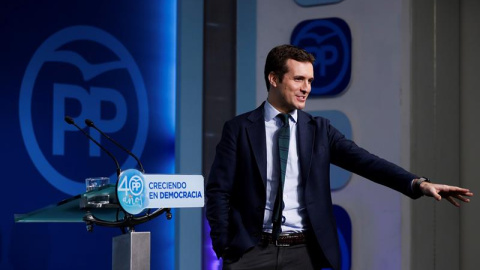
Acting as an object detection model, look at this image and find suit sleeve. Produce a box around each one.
[325,121,422,199]
[205,121,238,257]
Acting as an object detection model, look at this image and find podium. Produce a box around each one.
[14,184,171,270]
[15,172,204,270]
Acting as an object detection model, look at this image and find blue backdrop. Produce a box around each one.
[0,1,176,269]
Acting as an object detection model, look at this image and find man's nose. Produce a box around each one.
[302,81,311,93]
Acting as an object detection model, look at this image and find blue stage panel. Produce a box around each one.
[1,1,177,269]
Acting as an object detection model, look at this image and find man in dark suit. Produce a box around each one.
[205,44,473,270]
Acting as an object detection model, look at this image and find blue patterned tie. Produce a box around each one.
[272,113,290,239]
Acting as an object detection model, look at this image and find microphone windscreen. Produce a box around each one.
[85,119,94,127]
[64,116,75,125]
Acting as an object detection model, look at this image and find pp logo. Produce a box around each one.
[19,26,149,195]
[117,169,147,215]
[332,205,352,270]
[310,111,352,270]
[308,110,352,190]
[291,18,352,97]
[129,176,144,196]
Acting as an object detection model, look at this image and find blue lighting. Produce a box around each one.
[2,1,178,269]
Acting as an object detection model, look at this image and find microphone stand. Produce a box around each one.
[83,208,172,232]
[65,116,171,232]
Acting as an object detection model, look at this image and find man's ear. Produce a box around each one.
[268,72,277,88]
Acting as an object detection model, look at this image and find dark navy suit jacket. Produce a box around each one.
[206,103,422,270]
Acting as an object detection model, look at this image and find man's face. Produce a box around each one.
[268,59,314,113]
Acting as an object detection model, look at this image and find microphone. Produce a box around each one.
[64,116,121,177]
[85,119,145,173]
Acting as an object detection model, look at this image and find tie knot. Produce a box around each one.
[278,113,290,125]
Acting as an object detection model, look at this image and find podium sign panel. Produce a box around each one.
[144,174,204,208]
[117,169,204,215]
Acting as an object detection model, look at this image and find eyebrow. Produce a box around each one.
[293,75,314,81]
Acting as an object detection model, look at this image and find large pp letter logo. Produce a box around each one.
[52,84,127,156]
[291,18,351,97]
[19,26,149,195]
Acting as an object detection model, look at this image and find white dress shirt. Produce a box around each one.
[263,100,309,233]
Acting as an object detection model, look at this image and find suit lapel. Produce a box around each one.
[246,105,267,187]
[297,111,314,183]
[244,106,315,187]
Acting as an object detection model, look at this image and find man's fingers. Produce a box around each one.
[438,191,473,201]
[445,196,460,207]
[447,187,473,196]
[454,194,471,203]
[423,183,473,206]
[423,186,442,201]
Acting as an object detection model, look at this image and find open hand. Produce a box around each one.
[420,181,474,207]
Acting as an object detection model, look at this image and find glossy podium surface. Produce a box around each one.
[15,184,122,223]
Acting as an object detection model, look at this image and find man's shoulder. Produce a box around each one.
[224,106,332,127]
[226,105,264,126]
[297,110,330,125]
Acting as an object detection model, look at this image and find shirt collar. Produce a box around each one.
[264,100,297,123]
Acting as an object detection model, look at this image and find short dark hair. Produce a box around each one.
[263,44,315,91]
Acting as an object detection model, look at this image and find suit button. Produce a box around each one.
[256,206,263,212]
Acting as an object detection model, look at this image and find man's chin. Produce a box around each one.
[295,103,306,110]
